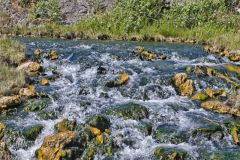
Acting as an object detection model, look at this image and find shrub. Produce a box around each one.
[29,0,60,22]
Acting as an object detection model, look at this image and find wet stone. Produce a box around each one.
[23,124,44,141]
[107,103,149,120]
[154,124,189,144]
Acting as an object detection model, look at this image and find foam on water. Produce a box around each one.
[6,38,240,159]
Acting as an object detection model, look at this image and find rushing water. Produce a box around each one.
[2,38,240,160]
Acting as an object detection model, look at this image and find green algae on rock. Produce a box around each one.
[154,147,189,160]
[24,99,50,112]
[88,115,111,132]
[55,119,76,132]
[23,124,44,141]
[107,103,149,120]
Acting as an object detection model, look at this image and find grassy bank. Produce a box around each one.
[0,37,26,96]
[2,0,240,50]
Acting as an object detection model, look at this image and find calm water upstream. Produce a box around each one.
[2,38,240,160]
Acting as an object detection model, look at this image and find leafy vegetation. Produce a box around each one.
[14,0,240,50]
[0,63,25,95]
[29,0,60,22]
[0,38,26,95]
[0,37,26,65]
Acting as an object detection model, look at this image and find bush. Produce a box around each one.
[163,0,240,29]
[111,0,167,33]
[17,0,32,7]
[29,0,60,22]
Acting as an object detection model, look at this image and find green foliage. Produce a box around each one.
[111,0,166,33]
[17,0,32,7]
[29,0,60,22]
[163,0,240,29]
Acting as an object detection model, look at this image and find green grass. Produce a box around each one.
[0,37,26,65]
[0,63,25,96]
[0,38,26,95]
[11,0,240,51]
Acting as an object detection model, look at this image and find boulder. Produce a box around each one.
[40,78,49,86]
[228,53,240,62]
[17,61,41,76]
[23,124,44,141]
[55,119,76,132]
[154,147,189,160]
[204,88,227,98]
[88,115,111,132]
[201,101,240,117]
[107,103,149,120]
[192,92,208,101]
[34,49,43,56]
[136,47,157,61]
[37,131,82,160]
[19,85,36,97]
[0,96,21,111]
[173,73,194,96]
[154,124,188,144]
[225,64,240,75]
[106,73,129,88]
[49,50,59,60]
[0,141,12,160]
[24,99,49,112]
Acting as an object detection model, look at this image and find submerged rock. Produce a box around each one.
[40,78,49,86]
[23,124,44,141]
[0,96,21,111]
[154,124,188,144]
[173,73,194,96]
[107,103,149,120]
[37,131,82,160]
[88,115,111,132]
[55,119,76,132]
[154,147,189,160]
[106,73,129,88]
[24,99,49,112]
[97,66,107,75]
[0,141,12,160]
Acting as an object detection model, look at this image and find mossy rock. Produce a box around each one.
[192,92,209,101]
[107,103,149,120]
[139,77,150,86]
[88,115,111,132]
[153,124,188,144]
[37,111,58,120]
[191,124,223,139]
[55,119,76,132]
[24,99,50,112]
[154,147,189,160]
[36,131,83,160]
[138,122,152,136]
[23,124,44,141]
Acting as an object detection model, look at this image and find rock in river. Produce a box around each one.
[173,73,194,96]
[107,103,149,120]
[201,100,240,117]
[0,96,21,111]
[37,131,82,160]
